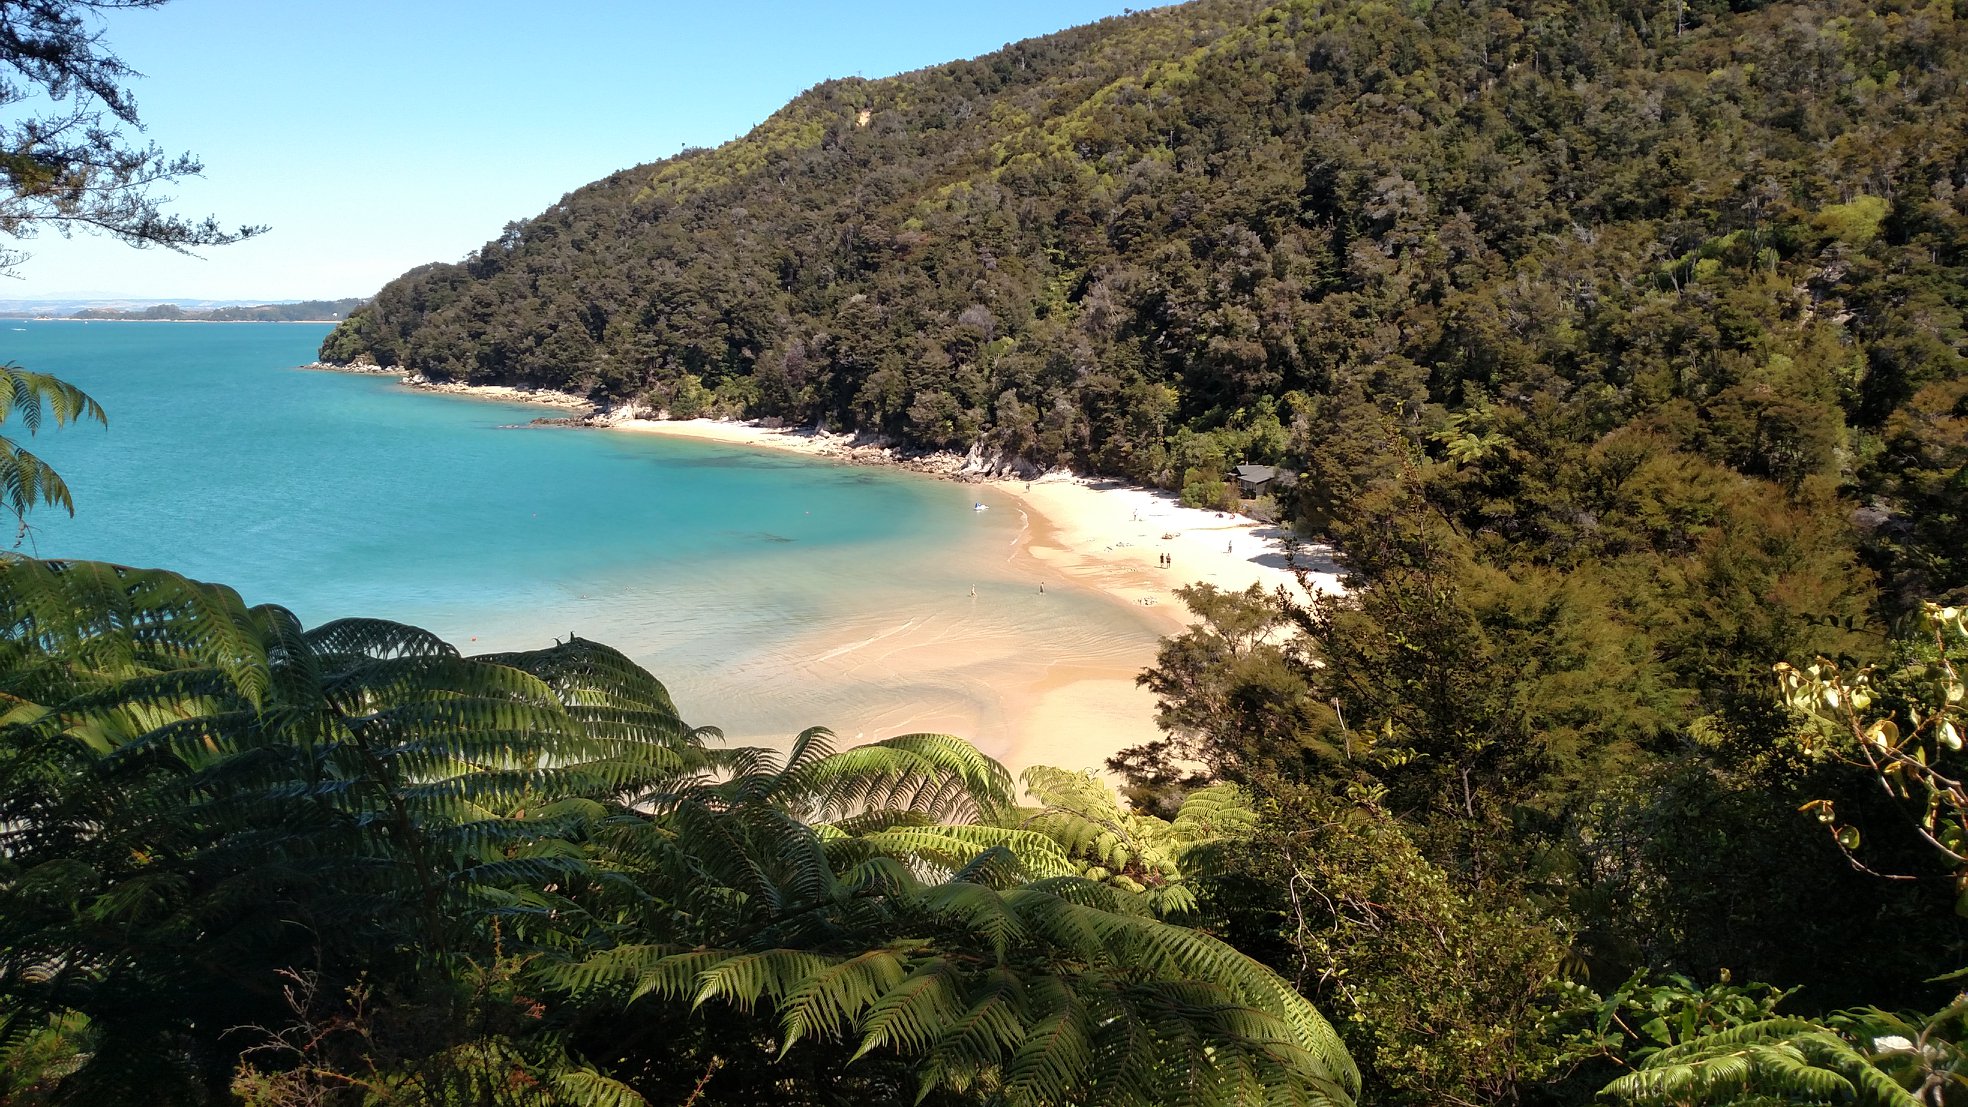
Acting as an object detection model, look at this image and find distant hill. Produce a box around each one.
[0,297,265,316]
[58,298,366,322]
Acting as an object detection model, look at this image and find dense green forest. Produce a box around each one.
[10,0,1968,1101]
[318,0,1968,1099]
[323,0,1966,512]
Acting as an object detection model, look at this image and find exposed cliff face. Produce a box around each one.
[322,0,1968,502]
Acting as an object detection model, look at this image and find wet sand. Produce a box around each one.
[604,418,1342,773]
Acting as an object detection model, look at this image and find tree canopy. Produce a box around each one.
[0,557,1358,1107]
[323,0,1964,513]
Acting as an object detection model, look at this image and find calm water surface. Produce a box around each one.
[1,321,1156,747]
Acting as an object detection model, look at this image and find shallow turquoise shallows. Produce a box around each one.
[0,321,1158,751]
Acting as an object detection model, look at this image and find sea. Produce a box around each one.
[0,320,1160,754]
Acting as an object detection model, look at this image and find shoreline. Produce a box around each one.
[610,416,1340,626]
[302,363,1343,770]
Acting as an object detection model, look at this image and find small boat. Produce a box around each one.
[973,502,989,511]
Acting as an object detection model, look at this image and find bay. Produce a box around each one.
[0,320,1162,759]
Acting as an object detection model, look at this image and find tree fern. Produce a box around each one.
[3,557,1358,1106]
[0,367,106,528]
[0,558,709,1096]
[998,767,1256,915]
[1602,1007,1968,1107]
[554,768,1358,1107]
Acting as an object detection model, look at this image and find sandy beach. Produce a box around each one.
[314,368,1343,774]
[605,417,1343,773]
[606,416,1340,614]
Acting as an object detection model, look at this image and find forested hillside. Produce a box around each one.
[327,0,1963,503]
[309,0,1968,1102]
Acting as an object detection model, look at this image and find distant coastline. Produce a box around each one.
[3,316,352,323]
[1,297,365,324]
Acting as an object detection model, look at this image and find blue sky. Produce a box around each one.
[4,0,1148,302]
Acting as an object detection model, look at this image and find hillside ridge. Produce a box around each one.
[322,0,1967,588]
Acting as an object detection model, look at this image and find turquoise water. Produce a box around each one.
[0,321,1158,751]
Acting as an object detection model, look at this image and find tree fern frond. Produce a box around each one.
[550,1068,651,1107]
[799,732,1017,822]
[0,367,105,523]
[851,958,964,1060]
[304,616,459,660]
[1605,1017,1920,1107]
[691,949,834,1012]
[852,824,1078,882]
[1001,766,1254,917]
[478,634,682,718]
[916,968,1030,1090]
[0,366,108,434]
[0,441,78,518]
[1641,1018,1841,1066]
[919,880,1030,958]
[1168,783,1260,846]
[778,946,913,1051]
[1002,976,1092,1105]
[779,725,839,779]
